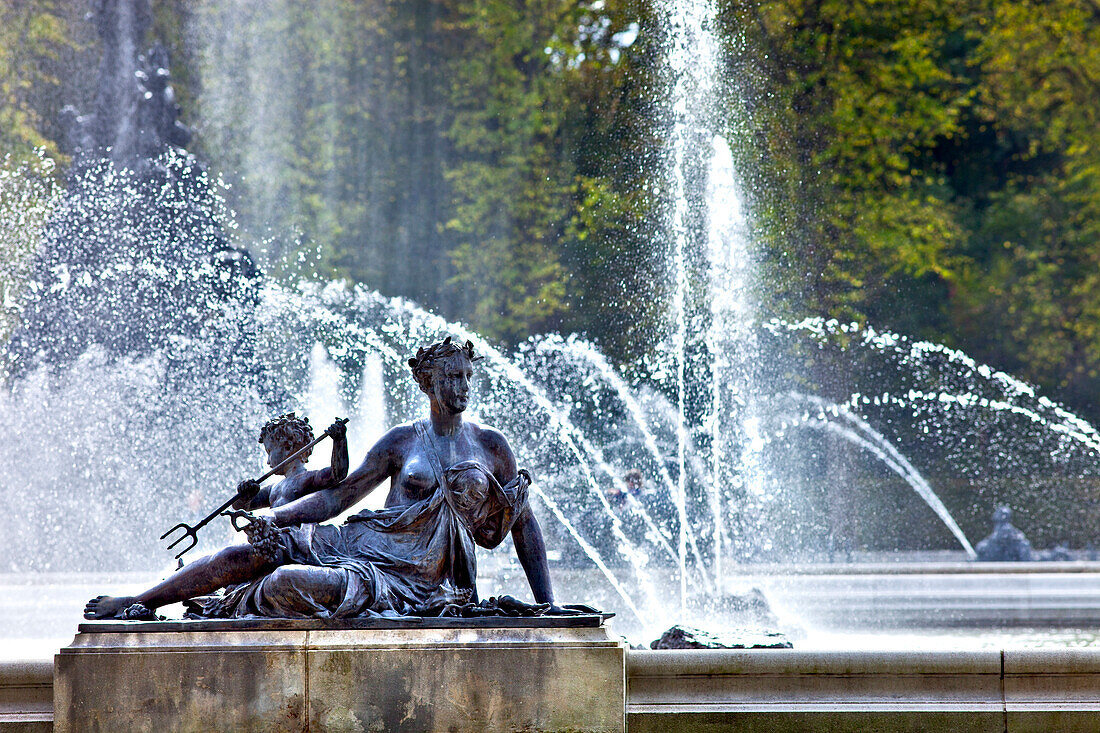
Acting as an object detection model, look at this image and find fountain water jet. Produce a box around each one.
[769,391,976,558]
[657,0,743,617]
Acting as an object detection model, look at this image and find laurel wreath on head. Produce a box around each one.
[407,336,484,377]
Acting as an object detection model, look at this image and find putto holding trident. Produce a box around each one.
[86,337,561,620]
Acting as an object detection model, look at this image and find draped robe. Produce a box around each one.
[202,421,530,618]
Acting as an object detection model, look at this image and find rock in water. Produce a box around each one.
[650,624,792,649]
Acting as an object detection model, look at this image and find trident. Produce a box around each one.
[160,417,347,559]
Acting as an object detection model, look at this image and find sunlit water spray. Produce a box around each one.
[769,391,976,558]
[658,0,728,617]
[8,3,1100,644]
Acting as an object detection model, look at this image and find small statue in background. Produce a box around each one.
[974,505,1034,562]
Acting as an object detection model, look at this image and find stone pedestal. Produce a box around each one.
[54,617,625,733]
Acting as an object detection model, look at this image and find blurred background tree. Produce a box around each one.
[3,0,1100,419]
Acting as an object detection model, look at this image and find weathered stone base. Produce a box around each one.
[54,617,625,733]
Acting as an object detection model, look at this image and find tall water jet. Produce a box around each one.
[656,0,760,611]
[704,135,760,585]
[659,0,724,616]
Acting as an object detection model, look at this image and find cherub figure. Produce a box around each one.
[233,412,349,511]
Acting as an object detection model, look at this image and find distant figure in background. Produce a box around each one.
[605,468,647,510]
[975,505,1034,562]
[604,484,626,508]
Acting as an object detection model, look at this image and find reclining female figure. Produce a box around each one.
[85,337,555,619]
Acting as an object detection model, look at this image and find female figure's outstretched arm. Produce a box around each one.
[273,425,406,527]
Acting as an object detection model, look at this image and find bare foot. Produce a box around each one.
[84,595,139,620]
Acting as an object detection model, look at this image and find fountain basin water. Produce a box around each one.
[11,561,1100,663]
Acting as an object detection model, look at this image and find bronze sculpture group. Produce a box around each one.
[85,337,563,620]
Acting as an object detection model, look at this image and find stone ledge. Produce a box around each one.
[627,709,1007,733]
[629,649,1004,676]
[0,659,53,733]
[627,648,1100,732]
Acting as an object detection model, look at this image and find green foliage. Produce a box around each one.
[5,0,1100,418]
[439,0,653,343]
[0,0,75,162]
[729,0,972,327]
[945,0,1100,412]
[723,0,1100,417]
[195,0,462,299]
[188,0,654,345]
[439,0,576,339]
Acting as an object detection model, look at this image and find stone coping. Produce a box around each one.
[728,561,1100,575]
[628,647,1100,677]
[78,612,610,634]
[29,645,1100,675]
[0,660,52,686]
[629,649,1002,676]
[0,659,52,729]
[627,648,1100,714]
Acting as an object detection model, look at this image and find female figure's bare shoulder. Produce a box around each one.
[465,421,517,475]
[467,422,512,451]
[373,421,420,452]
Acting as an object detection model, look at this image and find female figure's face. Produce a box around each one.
[430,352,473,414]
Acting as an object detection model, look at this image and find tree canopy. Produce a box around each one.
[3,0,1100,420]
